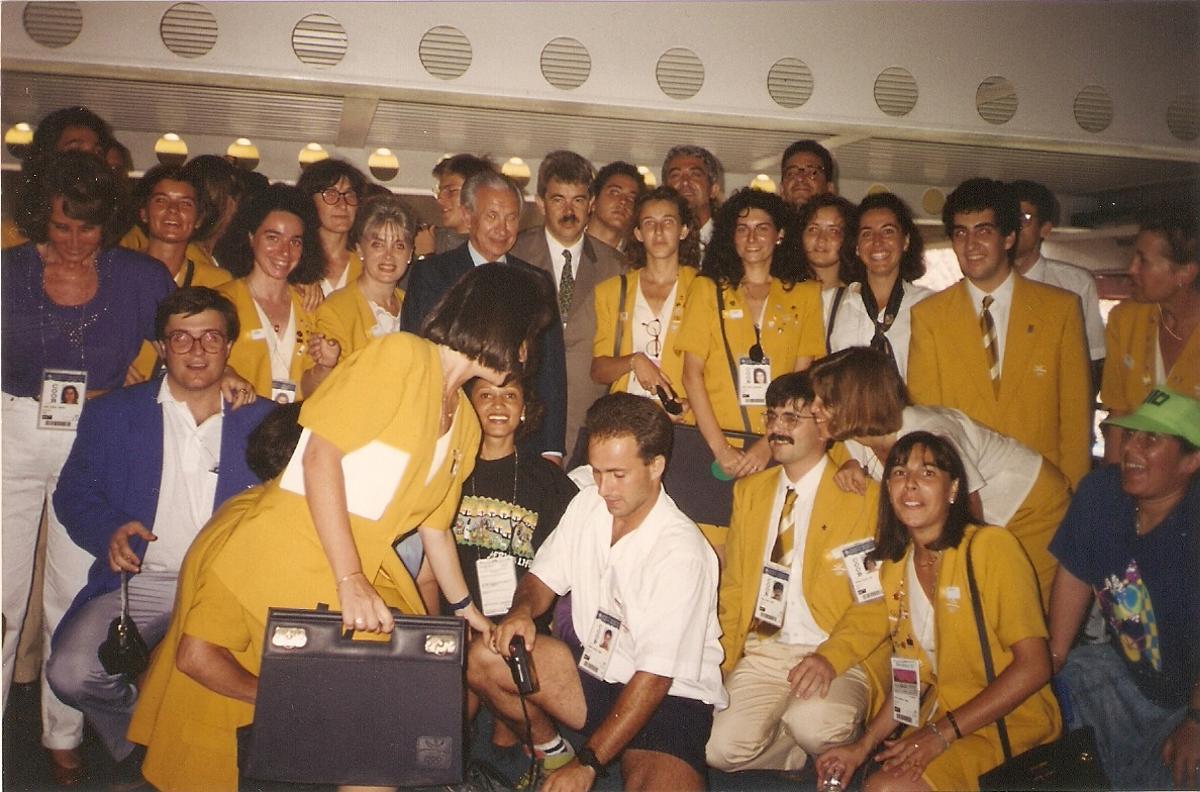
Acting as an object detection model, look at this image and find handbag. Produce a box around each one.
[97,572,150,678]
[964,536,1109,791]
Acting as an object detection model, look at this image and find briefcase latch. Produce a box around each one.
[424,634,458,656]
[270,626,309,649]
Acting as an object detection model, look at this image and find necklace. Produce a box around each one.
[1161,310,1184,342]
[915,550,941,568]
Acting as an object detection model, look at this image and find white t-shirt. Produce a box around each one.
[626,280,679,398]
[844,405,1041,527]
[1024,255,1105,361]
[531,485,727,708]
[826,280,933,379]
[144,379,222,573]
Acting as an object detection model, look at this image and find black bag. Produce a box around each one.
[965,538,1109,791]
[242,607,467,788]
[97,573,150,678]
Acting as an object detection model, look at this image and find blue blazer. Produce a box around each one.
[400,243,568,456]
[53,379,273,627]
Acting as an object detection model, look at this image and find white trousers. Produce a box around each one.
[706,634,870,772]
[2,394,92,749]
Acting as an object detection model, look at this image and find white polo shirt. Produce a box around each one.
[531,485,727,708]
[1024,255,1105,361]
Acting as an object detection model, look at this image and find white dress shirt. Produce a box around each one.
[966,271,1016,375]
[761,458,830,646]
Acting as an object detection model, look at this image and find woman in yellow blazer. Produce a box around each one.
[156,266,552,790]
[591,186,699,418]
[1100,216,1200,459]
[815,432,1060,792]
[303,194,415,394]
[677,188,825,479]
[296,158,367,296]
[216,184,323,402]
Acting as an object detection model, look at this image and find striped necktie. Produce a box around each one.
[980,295,1000,393]
[770,488,798,565]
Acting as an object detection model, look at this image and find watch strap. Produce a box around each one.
[576,746,608,778]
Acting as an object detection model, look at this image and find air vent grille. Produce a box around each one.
[976,76,1018,125]
[1073,85,1113,133]
[767,57,814,109]
[291,13,348,69]
[656,47,704,100]
[420,25,472,80]
[874,66,917,117]
[1167,93,1199,141]
[540,37,590,90]
[160,3,217,59]
[23,1,82,48]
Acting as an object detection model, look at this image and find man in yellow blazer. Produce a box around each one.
[908,178,1091,488]
[707,372,888,774]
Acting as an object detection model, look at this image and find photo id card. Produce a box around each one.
[738,357,771,406]
[38,369,87,431]
[841,539,884,603]
[476,554,518,617]
[270,380,297,404]
[578,609,622,680]
[891,657,922,726]
[754,563,790,627]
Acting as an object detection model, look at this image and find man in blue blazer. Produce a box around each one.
[46,287,272,772]
[401,169,568,461]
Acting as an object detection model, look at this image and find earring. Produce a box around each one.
[520,411,526,422]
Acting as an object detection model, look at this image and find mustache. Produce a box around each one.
[559,213,579,224]
[768,434,793,445]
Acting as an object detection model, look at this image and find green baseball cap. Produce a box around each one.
[1104,388,1200,447]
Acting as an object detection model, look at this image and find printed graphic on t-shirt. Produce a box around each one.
[1099,559,1161,672]
[453,495,538,567]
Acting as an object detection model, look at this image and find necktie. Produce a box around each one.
[980,295,1000,393]
[770,488,798,565]
[558,249,574,321]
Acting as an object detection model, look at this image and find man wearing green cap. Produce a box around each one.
[1047,388,1200,790]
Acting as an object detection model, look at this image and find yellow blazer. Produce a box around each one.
[217,278,318,399]
[592,267,696,399]
[676,276,825,433]
[206,335,481,668]
[1100,299,1200,412]
[719,461,888,684]
[907,276,1091,487]
[121,224,223,276]
[130,490,261,792]
[878,526,1061,789]
[310,281,406,365]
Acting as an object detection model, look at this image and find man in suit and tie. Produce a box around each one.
[402,169,567,461]
[512,151,625,461]
[907,178,1091,487]
[706,372,883,775]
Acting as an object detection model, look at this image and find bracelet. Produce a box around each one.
[447,594,473,612]
[927,724,951,751]
[945,709,963,740]
[336,571,364,585]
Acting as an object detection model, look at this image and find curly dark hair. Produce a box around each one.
[624,186,701,269]
[467,372,543,442]
[134,164,207,239]
[28,106,114,164]
[797,193,858,284]
[871,431,973,564]
[700,188,805,288]
[848,192,926,283]
[220,183,323,285]
[16,151,128,248]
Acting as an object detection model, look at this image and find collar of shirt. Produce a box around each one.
[1024,255,1049,283]
[545,227,586,283]
[468,242,508,267]
[155,376,224,473]
[965,268,1015,315]
[156,376,225,423]
[699,217,714,246]
[778,454,828,505]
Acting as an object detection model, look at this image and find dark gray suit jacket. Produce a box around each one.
[400,242,567,457]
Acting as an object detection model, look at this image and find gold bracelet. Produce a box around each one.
[337,571,364,585]
[927,724,951,751]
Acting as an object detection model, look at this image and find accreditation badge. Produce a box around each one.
[738,357,771,406]
[754,562,790,626]
[270,380,297,404]
[841,539,884,603]
[890,657,922,726]
[578,609,622,680]
[38,369,87,431]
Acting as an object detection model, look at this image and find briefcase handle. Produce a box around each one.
[263,606,466,660]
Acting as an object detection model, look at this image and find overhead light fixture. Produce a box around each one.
[750,173,776,193]
[502,157,531,191]
[369,148,400,181]
[226,137,259,171]
[298,142,329,170]
[154,132,188,166]
[5,122,33,159]
[637,165,657,188]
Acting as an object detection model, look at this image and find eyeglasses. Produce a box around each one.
[782,165,825,181]
[166,329,227,354]
[762,410,818,430]
[320,187,360,207]
[643,318,662,358]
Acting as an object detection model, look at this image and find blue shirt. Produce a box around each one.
[1050,465,1200,708]
[2,244,174,397]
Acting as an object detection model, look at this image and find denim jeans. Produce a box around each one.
[1059,642,1185,790]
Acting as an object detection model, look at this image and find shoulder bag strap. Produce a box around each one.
[825,285,847,353]
[613,274,627,358]
[180,259,196,289]
[965,532,1014,761]
[715,284,753,434]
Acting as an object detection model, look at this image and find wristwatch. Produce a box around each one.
[576,747,608,778]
